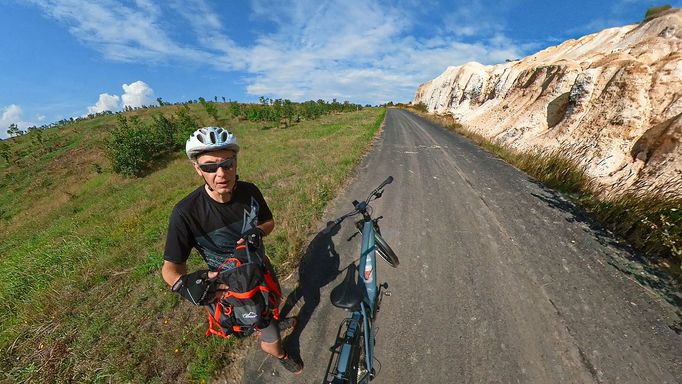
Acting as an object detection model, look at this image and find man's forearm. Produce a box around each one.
[258,219,275,236]
[161,260,188,287]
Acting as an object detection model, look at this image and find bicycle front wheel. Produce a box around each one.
[375,233,399,267]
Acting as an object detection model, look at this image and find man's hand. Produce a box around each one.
[208,271,229,302]
[241,226,265,250]
[171,270,222,305]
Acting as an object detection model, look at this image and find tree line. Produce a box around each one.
[106,98,366,177]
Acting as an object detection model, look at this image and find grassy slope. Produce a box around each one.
[0,104,386,383]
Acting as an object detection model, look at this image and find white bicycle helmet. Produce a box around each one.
[185,127,239,160]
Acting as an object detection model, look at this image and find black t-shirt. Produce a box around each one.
[164,181,273,270]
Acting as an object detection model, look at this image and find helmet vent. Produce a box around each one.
[197,134,205,144]
[209,131,216,143]
[220,131,227,141]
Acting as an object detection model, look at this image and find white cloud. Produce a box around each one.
[235,0,524,102]
[1,104,34,140]
[2,105,22,124]
[121,81,154,108]
[28,0,529,104]
[87,93,120,114]
[27,0,212,63]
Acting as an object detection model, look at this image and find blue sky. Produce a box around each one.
[1,0,679,138]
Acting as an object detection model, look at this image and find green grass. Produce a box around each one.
[401,106,682,284]
[0,104,385,382]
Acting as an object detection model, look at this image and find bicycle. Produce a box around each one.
[323,176,400,384]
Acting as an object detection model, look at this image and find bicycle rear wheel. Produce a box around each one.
[375,233,399,267]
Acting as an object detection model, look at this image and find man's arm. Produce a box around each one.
[258,218,275,236]
[161,260,187,287]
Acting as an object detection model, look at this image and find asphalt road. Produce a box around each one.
[241,108,681,383]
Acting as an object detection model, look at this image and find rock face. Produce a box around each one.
[414,9,682,196]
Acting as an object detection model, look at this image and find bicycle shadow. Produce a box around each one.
[279,222,342,361]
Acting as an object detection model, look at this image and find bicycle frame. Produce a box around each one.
[325,220,381,383]
[324,176,396,384]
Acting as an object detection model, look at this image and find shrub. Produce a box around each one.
[107,116,156,177]
[643,4,672,21]
[151,114,176,150]
[174,106,200,147]
[199,98,219,122]
[413,102,429,113]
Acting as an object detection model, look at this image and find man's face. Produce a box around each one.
[193,149,238,194]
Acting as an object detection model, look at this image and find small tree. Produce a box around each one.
[6,123,19,138]
[152,114,176,150]
[199,97,219,122]
[175,106,200,147]
[107,115,155,177]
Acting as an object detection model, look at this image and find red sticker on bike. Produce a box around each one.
[364,266,373,281]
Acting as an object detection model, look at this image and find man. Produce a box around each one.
[161,127,302,374]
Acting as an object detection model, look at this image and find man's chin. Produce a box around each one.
[213,184,232,194]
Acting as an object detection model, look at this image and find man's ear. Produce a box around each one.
[192,162,203,177]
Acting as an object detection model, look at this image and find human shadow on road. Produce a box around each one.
[528,179,682,331]
[279,222,342,361]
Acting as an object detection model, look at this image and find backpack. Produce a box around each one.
[204,244,281,338]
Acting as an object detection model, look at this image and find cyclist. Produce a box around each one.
[161,127,303,374]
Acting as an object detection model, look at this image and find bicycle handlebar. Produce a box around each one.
[376,176,393,191]
[323,176,394,234]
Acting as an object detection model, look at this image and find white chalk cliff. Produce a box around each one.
[414,9,682,196]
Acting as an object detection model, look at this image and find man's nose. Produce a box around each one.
[216,166,227,177]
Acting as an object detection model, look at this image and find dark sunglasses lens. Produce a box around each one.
[199,163,219,173]
[199,158,234,173]
[221,158,235,169]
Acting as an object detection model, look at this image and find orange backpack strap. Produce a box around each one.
[205,303,231,339]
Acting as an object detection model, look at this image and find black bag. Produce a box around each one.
[205,244,281,338]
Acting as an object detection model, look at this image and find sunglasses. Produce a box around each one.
[197,157,236,173]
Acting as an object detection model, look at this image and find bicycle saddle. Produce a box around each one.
[330,266,364,311]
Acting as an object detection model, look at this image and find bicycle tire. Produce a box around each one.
[375,233,399,267]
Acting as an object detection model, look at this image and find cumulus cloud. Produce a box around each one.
[1,104,34,139]
[2,104,23,125]
[121,81,155,108]
[87,93,120,114]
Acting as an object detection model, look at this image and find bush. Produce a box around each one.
[174,106,200,147]
[151,114,176,150]
[107,116,156,177]
[643,4,672,21]
[107,110,203,176]
[413,102,428,113]
[199,98,219,122]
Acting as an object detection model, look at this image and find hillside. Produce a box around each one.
[0,103,386,382]
[414,8,682,196]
